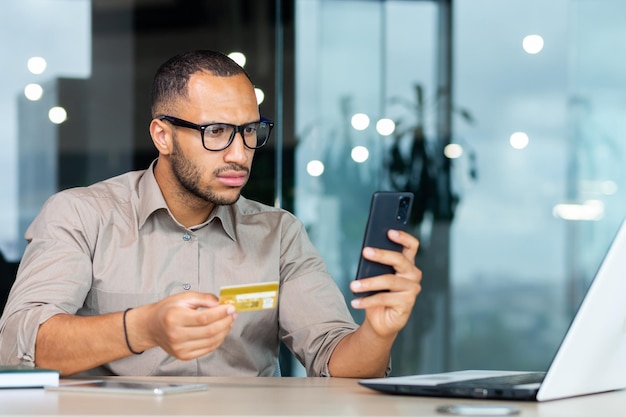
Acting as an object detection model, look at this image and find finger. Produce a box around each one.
[350,273,417,296]
[164,312,236,357]
[351,277,421,309]
[360,246,414,276]
[159,292,226,327]
[153,301,235,344]
[173,291,221,310]
[386,229,420,260]
[177,315,234,345]
[169,324,233,360]
[184,304,237,328]
[352,286,419,312]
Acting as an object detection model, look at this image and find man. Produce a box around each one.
[0,50,421,377]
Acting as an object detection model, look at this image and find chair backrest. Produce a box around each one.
[0,252,18,314]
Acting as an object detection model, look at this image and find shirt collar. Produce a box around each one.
[211,203,237,241]
[137,159,168,229]
[137,159,237,241]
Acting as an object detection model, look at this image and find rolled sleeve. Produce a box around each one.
[0,193,96,365]
[279,271,358,376]
[276,219,359,377]
[0,304,68,365]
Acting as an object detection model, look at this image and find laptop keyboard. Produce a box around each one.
[442,372,546,388]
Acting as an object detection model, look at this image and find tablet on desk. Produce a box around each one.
[46,380,209,395]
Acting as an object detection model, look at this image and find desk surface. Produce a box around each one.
[1,376,625,416]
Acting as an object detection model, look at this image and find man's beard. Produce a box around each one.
[170,135,247,206]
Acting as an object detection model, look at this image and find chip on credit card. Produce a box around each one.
[219,281,279,312]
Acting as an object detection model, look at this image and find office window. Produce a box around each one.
[295,0,443,375]
[295,0,626,375]
[1,0,92,260]
[451,0,626,371]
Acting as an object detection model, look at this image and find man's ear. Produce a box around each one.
[150,118,172,155]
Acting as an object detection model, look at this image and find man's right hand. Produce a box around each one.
[131,291,237,360]
[35,291,237,376]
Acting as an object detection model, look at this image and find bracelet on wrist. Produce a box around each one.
[123,308,144,355]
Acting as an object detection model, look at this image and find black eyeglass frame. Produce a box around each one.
[157,115,274,151]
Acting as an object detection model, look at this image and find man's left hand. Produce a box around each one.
[349,229,422,338]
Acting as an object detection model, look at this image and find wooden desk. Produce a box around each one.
[1,377,625,416]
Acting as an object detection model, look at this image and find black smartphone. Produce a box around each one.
[354,191,414,297]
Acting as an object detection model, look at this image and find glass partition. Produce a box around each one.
[295,0,626,376]
[2,0,92,261]
[450,0,626,372]
[295,0,446,375]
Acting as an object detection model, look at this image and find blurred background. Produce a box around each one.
[1,0,625,376]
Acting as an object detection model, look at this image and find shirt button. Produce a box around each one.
[183,233,191,241]
[182,283,191,291]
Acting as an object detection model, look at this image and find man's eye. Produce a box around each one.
[207,125,227,135]
[244,124,258,134]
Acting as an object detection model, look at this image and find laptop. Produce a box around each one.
[360,219,626,401]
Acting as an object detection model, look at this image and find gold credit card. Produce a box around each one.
[219,281,279,312]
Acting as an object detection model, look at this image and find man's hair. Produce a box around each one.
[150,50,252,117]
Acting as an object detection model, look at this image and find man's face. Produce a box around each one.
[167,72,260,206]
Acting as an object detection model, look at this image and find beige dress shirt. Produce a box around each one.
[0,161,358,376]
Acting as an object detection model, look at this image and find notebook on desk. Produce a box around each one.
[360,219,626,402]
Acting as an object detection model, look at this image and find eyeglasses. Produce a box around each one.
[158,115,274,151]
